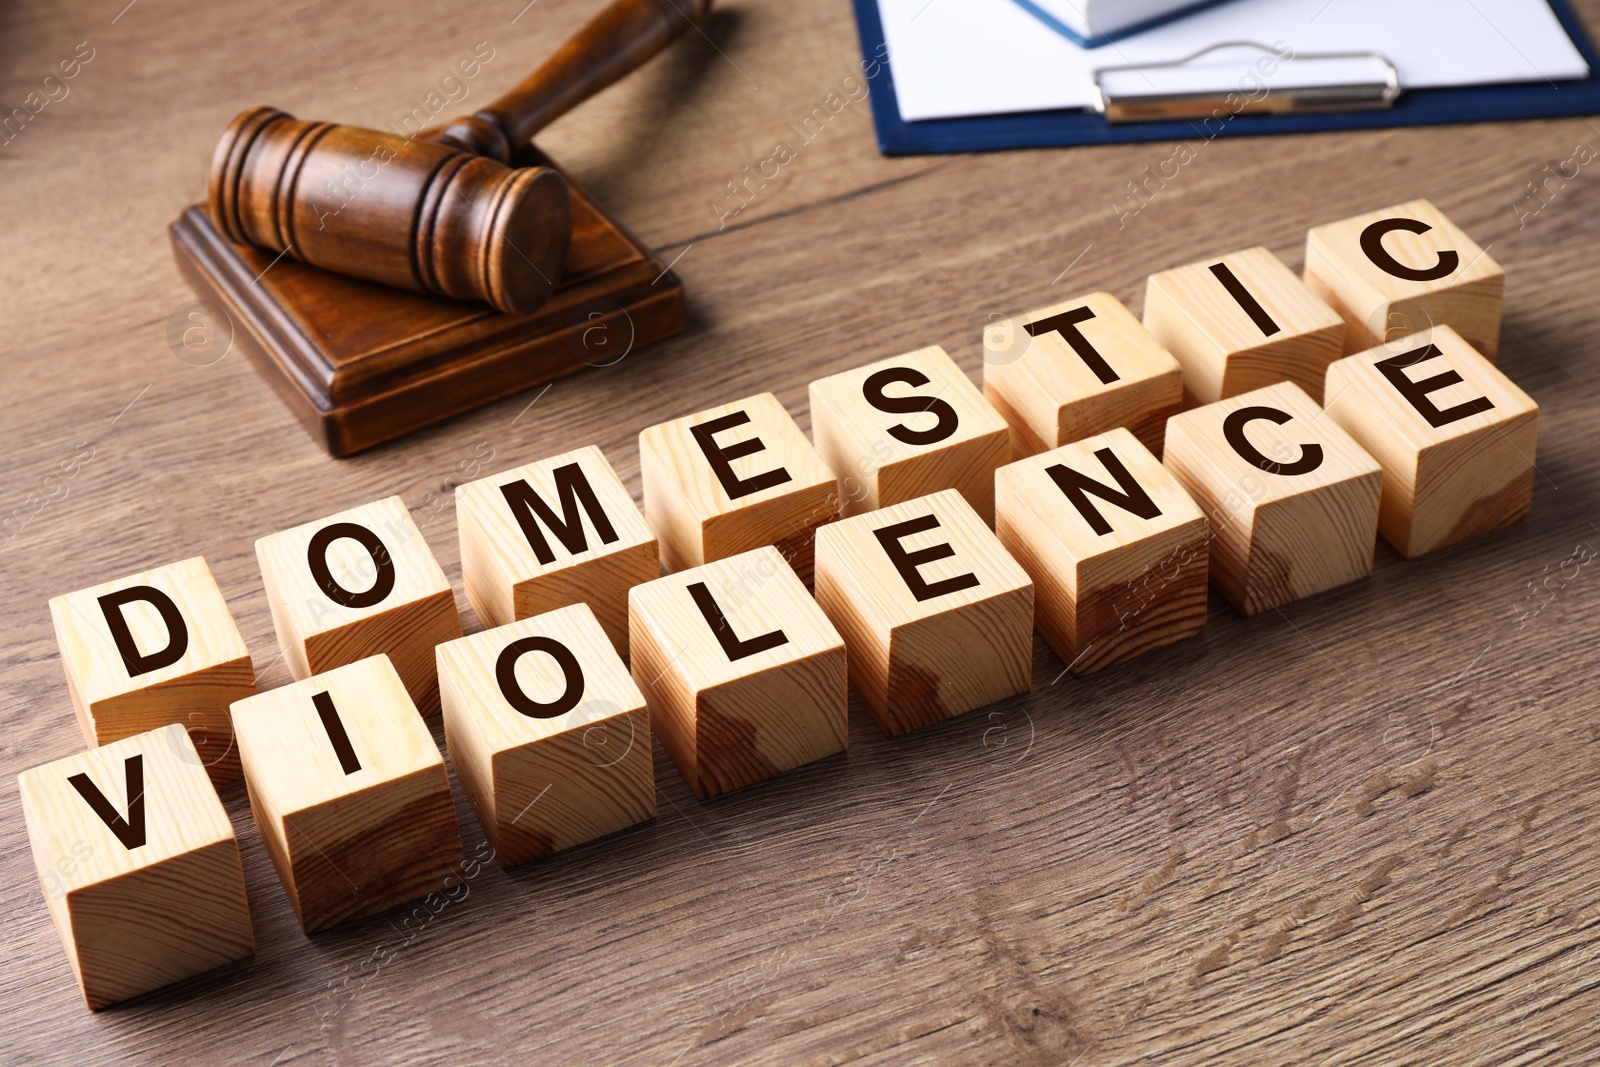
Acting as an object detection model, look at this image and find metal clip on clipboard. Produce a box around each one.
[1092,42,1401,123]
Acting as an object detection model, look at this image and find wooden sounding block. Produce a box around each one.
[808,345,1009,523]
[1163,381,1381,616]
[174,0,720,454]
[640,393,841,585]
[628,545,847,800]
[1144,246,1345,405]
[230,655,463,933]
[49,556,256,783]
[19,724,254,1010]
[437,603,655,868]
[256,496,462,716]
[458,445,657,654]
[996,427,1208,675]
[1304,199,1504,359]
[813,489,1033,736]
[171,156,685,457]
[983,291,1184,459]
[1323,325,1538,557]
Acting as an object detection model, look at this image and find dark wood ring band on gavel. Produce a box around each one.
[206,0,713,316]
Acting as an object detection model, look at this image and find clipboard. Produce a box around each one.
[851,0,1600,154]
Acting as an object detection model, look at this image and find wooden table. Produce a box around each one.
[5,0,1600,1061]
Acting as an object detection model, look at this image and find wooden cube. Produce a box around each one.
[49,556,256,782]
[1305,199,1504,359]
[1163,381,1381,616]
[814,489,1033,735]
[983,291,1183,459]
[629,545,846,800]
[996,428,1208,675]
[1145,246,1345,405]
[256,496,462,716]
[809,345,1009,523]
[1323,325,1537,558]
[230,654,464,933]
[438,603,655,868]
[458,445,658,654]
[19,724,254,1009]
[640,393,840,585]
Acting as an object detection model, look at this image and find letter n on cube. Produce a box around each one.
[997,428,1207,675]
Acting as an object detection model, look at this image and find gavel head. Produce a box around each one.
[209,106,571,316]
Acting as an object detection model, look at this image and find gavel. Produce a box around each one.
[208,0,711,315]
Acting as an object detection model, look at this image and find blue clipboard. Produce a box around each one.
[851,0,1600,155]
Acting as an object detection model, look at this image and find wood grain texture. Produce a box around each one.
[170,147,687,457]
[7,0,1600,1060]
[18,725,254,1009]
[457,444,658,652]
[996,428,1208,675]
[1145,246,1346,405]
[231,655,465,933]
[809,344,1009,523]
[205,0,713,312]
[1164,382,1382,617]
[437,602,654,868]
[48,555,256,781]
[640,391,841,584]
[629,546,847,799]
[814,488,1032,735]
[256,495,463,715]
[1324,325,1538,558]
[206,106,571,314]
[1305,198,1505,359]
[984,291,1184,459]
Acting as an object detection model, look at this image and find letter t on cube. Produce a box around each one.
[983,292,1183,460]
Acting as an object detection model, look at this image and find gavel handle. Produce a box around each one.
[429,0,713,160]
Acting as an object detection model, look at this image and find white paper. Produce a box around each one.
[880,0,1591,121]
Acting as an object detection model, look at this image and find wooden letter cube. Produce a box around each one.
[1163,381,1381,616]
[231,655,464,933]
[1324,325,1537,557]
[983,291,1183,459]
[1145,246,1345,405]
[1305,198,1504,359]
[996,427,1208,675]
[256,496,462,715]
[49,556,256,782]
[458,445,658,653]
[814,489,1033,736]
[809,345,1009,523]
[438,603,655,869]
[640,393,840,585]
[629,545,846,800]
[19,724,254,1009]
